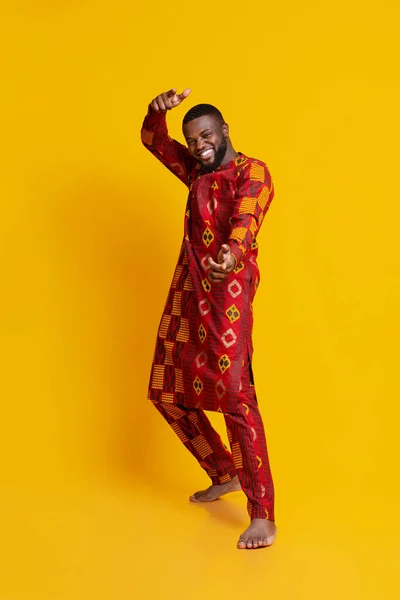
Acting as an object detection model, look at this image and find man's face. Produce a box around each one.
[183,115,228,172]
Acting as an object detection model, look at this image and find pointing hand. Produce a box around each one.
[208,244,236,284]
[150,88,191,113]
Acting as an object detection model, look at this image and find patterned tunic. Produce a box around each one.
[141,108,274,413]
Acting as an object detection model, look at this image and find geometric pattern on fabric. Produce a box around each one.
[188,411,199,425]
[232,441,243,469]
[158,314,171,338]
[257,187,270,211]
[176,318,189,342]
[235,155,248,167]
[164,341,174,365]
[198,298,211,316]
[175,368,184,393]
[233,261,245,274]
[218,354,231,374]
[226,304,240,323]
[163,404,186,420]
[193,375,203,395]
[215,379,226,400]
[230,226,248,243]
[191,434,213,458]
[221,328,237,348]
[200,253,211,271]
[151,365,164,389]
[202,226,214,247]
[195,351,207,368]
[249,163,265,182]
[201,278,211,293]
[219,474,232,484]
[198,323,207,343]
[227,279,242,298]
[183,273,193,291]
[239,197,257,214]
[171,291,182,316]
[249,217,258,236]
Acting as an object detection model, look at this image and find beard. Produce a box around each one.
[199,136,228,173]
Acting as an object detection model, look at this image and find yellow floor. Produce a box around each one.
[1,472,398,600]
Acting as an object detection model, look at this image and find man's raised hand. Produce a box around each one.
[208,244,236,284]
[150,88,191,113]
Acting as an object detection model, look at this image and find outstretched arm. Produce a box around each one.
[227,162,273,265]
[141,88,197,186]
[208,162,274,283]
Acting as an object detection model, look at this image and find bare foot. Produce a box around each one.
[237,519,277,549]
[189,475,241,502]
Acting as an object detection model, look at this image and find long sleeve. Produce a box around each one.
[141,107,197,187]
[227,161,274,265]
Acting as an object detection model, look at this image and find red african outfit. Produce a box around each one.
[141,107,275,520]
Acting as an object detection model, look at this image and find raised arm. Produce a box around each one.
[141,88,197,187]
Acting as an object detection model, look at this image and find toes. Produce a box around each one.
[261,538,268,547]
[246,540,253,549]
[265,535,274,546]
[237,538,247,549]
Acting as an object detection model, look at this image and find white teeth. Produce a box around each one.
[200,149,212,158]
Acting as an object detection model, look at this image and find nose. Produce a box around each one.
[196,138,206,151]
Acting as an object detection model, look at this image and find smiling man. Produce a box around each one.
[141,88,276,549]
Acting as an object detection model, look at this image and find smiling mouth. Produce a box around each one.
[198,148,213,160]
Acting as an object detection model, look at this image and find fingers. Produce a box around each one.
[208,257,226,272]
[208,246,235,283]
[178,87,191,101]
[209,270,227,284]
[217,245,231,264]
[150,98,161,112]
[151,88,191,112]
[150,92,172,112]
[150,96,166,112]
[161,91,175,110]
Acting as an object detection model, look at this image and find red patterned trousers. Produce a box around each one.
[152,370,275,521]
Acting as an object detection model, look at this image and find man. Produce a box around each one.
[141,88,276,549]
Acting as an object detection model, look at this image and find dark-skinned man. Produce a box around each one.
[141,88,276,549]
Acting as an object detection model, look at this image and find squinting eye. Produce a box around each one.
[187,140,195,146]
[203,133,211,138]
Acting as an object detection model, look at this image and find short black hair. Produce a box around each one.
[182,103,224,125]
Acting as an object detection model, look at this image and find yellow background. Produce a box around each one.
[1,1,399,598]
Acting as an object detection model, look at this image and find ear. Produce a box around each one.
[222,122,229,137]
